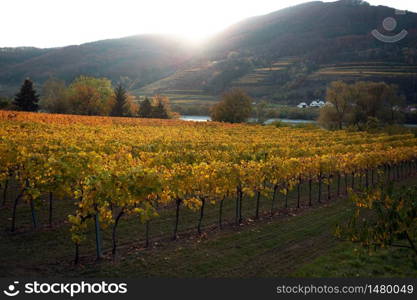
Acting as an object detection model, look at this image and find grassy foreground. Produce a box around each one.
[75,198,354,278]
[1,177,416,278]
[293,242,417,278]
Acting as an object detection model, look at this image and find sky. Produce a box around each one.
[1,0,416,48]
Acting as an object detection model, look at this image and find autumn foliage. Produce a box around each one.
[1,111,416,262]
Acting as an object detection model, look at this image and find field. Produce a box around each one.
[304,62,417,99]
[230,58,297,87]
[134,59,417,108]
[135,57,300,102]
[1,111,417,277]
[309,62,417,80]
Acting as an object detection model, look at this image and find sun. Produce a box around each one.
[154,18,222,45]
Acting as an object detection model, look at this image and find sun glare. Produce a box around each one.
[0,0,416,47]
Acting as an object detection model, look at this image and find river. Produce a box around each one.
[180,116,417,127]
[180,115,316,124]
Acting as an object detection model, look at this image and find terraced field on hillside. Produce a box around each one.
[135,59,417,107]
[136,62,216,95]
[309,62,417,80]
[136,57,299,103]
[231,58,297,86]
[295,61,417,103]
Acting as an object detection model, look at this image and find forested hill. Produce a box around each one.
[1,0,417,104]
[204,0,417,61]
[0,35,193,95]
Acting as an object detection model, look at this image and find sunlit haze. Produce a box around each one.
[1,0,416,48]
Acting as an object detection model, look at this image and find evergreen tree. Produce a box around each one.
[13,79,40,111]
[138,97,153,118]
[111,84,128,117]
[151,95,171,119]
[152,101,169,119]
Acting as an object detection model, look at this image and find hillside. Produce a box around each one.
[139,0,417,104]
[1,0,417,105]
[0,35,193,96]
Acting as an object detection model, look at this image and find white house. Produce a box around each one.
[310,100,326,108]
[297,102,308,108]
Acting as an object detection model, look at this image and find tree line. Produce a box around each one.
[2,77,175,119]
[2,77,413,128]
